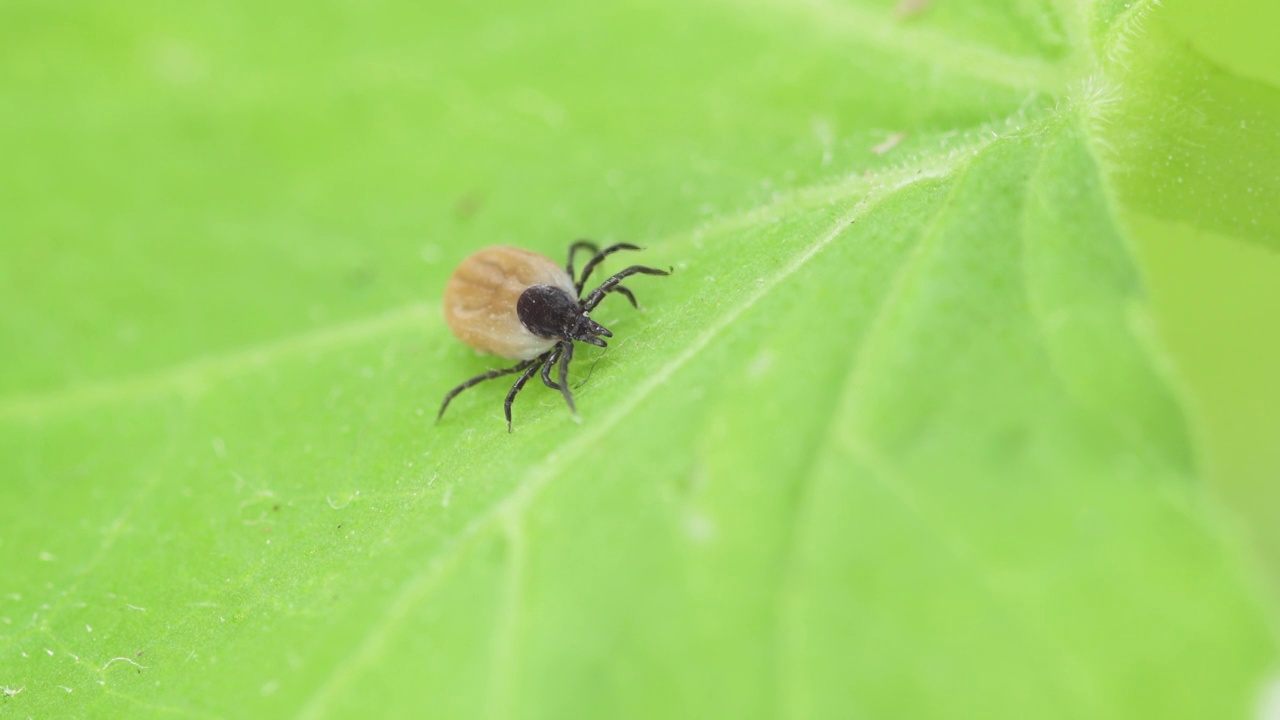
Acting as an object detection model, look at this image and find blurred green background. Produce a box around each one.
[1136,0,1280,594]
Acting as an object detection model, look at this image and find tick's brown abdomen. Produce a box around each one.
[443,246,577,360]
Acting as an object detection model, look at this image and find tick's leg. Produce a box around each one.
[504,361,544,432]
[556,340,577,415]
[540,347,563,390]
[438,359,536,421]
[582,265,670,311]
[566,240,599,285]
[576,243,641,296]
[612,285,638,309]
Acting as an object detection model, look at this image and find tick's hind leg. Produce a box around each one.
[575,243,641,295]
[582,265,670,311]
[438,358,537,421]
[612,285,638,309]
[504,361,544,432]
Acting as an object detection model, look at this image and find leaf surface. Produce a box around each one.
[1,0,1276,717]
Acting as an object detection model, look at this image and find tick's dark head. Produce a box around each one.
[517,284,613,347]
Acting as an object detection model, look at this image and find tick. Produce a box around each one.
[439,241,670,431]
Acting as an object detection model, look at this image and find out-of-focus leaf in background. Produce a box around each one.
[1,0,1277,717]
[1123,0,1280,616]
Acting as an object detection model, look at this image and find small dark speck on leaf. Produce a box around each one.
[345,264,378,290]
[454,192,482,220]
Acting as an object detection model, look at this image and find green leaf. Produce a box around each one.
[1,0,1276,717]
[1105,17,1280,250]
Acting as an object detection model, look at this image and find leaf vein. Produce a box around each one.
[772,148,979,720]
[0,303,439,422]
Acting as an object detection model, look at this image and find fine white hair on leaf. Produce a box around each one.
[326,491,359,510]
[1071,73,1125,141]
[1103,0,1162,66]
[101,656,148,671]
